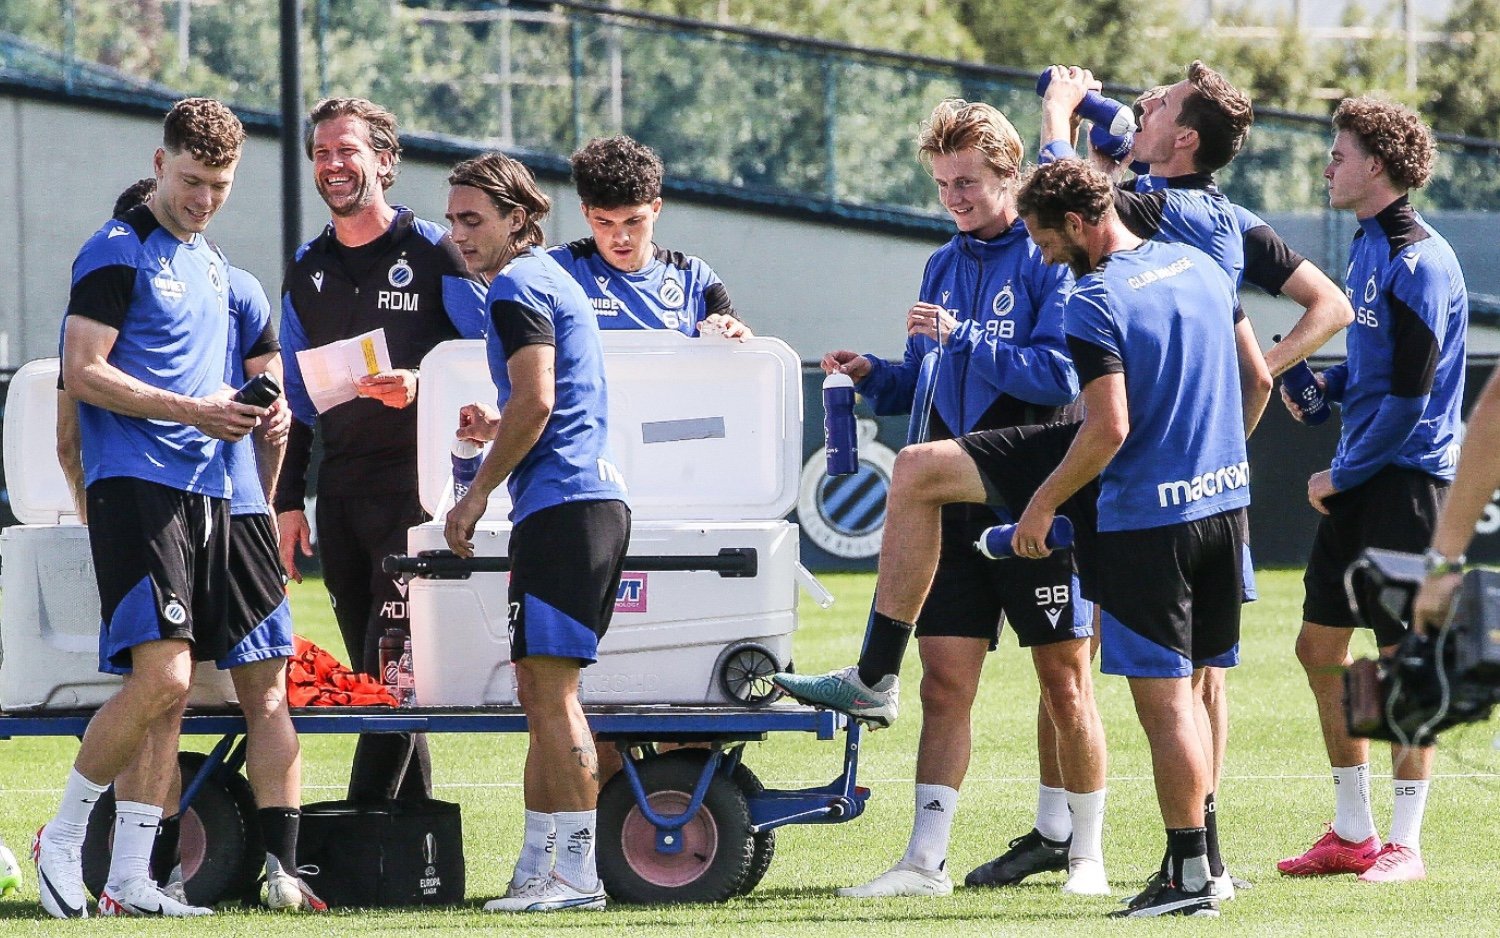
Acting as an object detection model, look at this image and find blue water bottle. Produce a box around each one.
[823,372,858,476]
[451,438,483,500]
[1088,121,1135,162]
[1036,70,1136,138]
[975,516,1075,560]
[1273,334,1331,426]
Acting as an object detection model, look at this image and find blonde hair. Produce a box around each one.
[918,98,1024,180]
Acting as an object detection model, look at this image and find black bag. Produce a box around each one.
[297,799,465,907]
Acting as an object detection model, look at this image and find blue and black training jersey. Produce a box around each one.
[64,203,232,497]
[1066,239,1250,532]
[855,220,1078,441]
[1117,173,1245,287]
[1321,196,1467,489]
[275,207,487,511]
[223,267,279,516]
[548,239,735,336]
[1134,175,1306,295]
[484,247,628,524]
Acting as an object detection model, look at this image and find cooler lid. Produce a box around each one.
[4,358,79,525]
[417,332,804,521]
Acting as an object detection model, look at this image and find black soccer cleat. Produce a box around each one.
[1109,879,1219,918]
[964,829,1069,887]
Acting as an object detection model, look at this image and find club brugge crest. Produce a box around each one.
[798,418,896,560]
[660,278,685,309]
[389,257,414,289]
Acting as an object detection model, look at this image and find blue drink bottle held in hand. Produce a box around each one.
[451,438,483,500]
[823,372,858,476]
[1273,334,1331,426]
[975,516,1075,560]
[1036,70,1136,137]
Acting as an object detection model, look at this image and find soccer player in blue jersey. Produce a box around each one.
[549,135,749,339]
[1009,159,1263,916]
[277,98,487,806]
[1278,98,1467,885]
[443,153,630,913]
[54,179,323,911]
[777,99,1107,898]
[36,98,268,919]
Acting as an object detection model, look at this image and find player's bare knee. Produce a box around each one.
[919,667,977,716]
[889,445,947,505]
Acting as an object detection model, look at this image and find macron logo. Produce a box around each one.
[1156,460,1250,508]
[311,271,324,292]
[107,226,128,239]
[1402,252,1420,274]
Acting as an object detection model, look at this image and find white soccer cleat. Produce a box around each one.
[483,872,605,912]
[1211,872,1236,902]
[99,877,213,917]
[32,825,88,919]
[836,861,953,898]
[1061,858,1111,896]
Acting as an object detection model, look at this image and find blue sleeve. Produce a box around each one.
[855,340,926,417]
[1063,285,1119,364]
[229,269,274,361]
[278,294,318,426]
[1321,362,1349,402]
[1330,265,1447,491]
[1330,395,1426,490]
[949,260,1078,406]
[443,274,488,339]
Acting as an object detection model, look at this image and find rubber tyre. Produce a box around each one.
[729,761,775,896]
[715,642,784,707]
[82,751,254,907]
[597,749,754,904]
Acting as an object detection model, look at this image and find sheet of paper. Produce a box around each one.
[293,327,393,413]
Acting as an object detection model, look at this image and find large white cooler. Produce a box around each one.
[407,332,811,706]
[1,359,237,710]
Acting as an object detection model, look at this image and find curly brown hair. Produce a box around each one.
[1333,96,1436,191]
[1180,61,1253,173]
[570,135,664,208]
[162,98,244,167]
[449,153,552,252]
[918,98,1024,181]
[306,97,403,189]
[1017,161,1114,230]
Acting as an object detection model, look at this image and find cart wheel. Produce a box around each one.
[83,751,256,907]
[597,750,754,904]
[729,762,775,896]
[715,642,783,706]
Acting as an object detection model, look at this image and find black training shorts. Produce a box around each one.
[507,499,631,664]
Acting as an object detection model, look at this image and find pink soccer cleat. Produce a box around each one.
[1276,825,1380,876]
[1357,844,1426,883]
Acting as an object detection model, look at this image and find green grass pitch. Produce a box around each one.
[2,569,1499,935]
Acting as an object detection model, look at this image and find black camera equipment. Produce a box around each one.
[1343,548,1500,745]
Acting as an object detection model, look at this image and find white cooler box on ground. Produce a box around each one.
[0,358,237,711]
[407,332,812,707]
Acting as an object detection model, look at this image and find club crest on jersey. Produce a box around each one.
[1363,275,1378,304]
[162,599,187,626]
[388,257,414,289]
[992,283,1015,317]
[660,278,685,309]
[207,262,224,294]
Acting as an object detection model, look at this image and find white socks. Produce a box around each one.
[552,810,599,890]
[106,801,162,889]
[901,784,958,871]
[511,810,556,888]
[50,768,108,846]
[1331,764,1378,843]
[1388,779,1430,852]
[1035,784,1072,843]
[1065,788,1106,864]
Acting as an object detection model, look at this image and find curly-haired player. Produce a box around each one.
[1277,96,1466,885]
[549,135,750,339]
